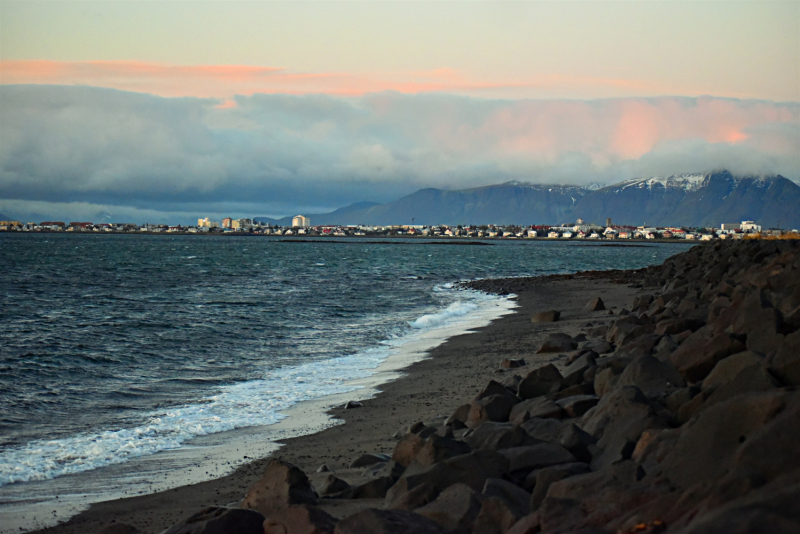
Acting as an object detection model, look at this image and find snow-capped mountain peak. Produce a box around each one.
[618,173,709,193]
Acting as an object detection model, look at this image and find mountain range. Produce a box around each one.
[256,171,800,229]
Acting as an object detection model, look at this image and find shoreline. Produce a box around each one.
[22,271,645,534]
[4,288,517,534]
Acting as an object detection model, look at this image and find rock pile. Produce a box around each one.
[138,240,800,534]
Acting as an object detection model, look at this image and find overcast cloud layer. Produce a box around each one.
[1,85,798,224]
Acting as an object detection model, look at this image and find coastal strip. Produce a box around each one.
[30,239,800,534]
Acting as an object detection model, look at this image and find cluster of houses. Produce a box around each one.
[0,219,785,241]
[0,218,787,240]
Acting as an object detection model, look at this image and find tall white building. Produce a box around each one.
[292,215,310,227]
[198,218,219,228]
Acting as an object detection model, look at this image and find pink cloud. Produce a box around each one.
[0,60,739,101]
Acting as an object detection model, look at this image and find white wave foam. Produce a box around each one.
[0,289,511,486]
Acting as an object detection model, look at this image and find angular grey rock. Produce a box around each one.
[318,474,351,496]
[349,476,395,499]
[771,330,800,386]
[384,479,439,510]
[392,432,426,467]
[517,364,563,400]
[414,434,471,467]
[555,395,599,418]
[537,333,578,353]
[474,379,516,401]
[581,386,668,471]
[531,310,560,323]
[529,462,590,511]
[415,483,483,534]
[393,449,510,494]
[481,478,531,518]
[703,351,765,391]
[468,394,519,427]
[613,354,685,399]
[659,391,788,489]
[669,329,746,382]
[500,443,576,472]
[241,460,318,517]
[445,404,471,429]
[509,397,563,425]
[583,297,605,312]
[703,364,779,407]
[465,422,529,451]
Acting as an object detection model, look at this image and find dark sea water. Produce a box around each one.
[0,234,692,486]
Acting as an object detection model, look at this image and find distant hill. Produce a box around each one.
[260,171,800,228]
[0,212,12,221]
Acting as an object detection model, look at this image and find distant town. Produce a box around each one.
[1,215,795,241]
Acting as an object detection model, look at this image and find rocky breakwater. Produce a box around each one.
[108,240,800,534]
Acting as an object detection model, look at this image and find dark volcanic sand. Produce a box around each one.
[27,273,644,534]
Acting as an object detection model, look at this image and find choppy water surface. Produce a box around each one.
[0,234,691,485]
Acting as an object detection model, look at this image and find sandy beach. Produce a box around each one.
[24,272,643,534]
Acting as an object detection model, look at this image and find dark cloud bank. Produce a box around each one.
[1,85,797,224]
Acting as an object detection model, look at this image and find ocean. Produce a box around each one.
[0,233,691,528]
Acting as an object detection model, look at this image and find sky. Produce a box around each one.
[1,0,798,224]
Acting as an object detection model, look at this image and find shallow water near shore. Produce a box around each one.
[0,234,693,531]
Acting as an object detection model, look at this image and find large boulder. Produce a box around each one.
[262,504,337,534]
[384,480,439,511]
[702,351,765,391]
[474,380,516,400]
[509,397,563,424]
[531,310,560,323]
[349,476,395,499]
[467,394,519,427]
[536,334,577,353]
[471,479,531,534]
[676,481,800,534]
[659,391,789,489]
[613,354,685,400]
[721,393,800,488]
[333,509,447,534]
[465,422,529,451]
[771,330,800,386]
[669,329,746,382]
[163,507,266,534]
[703,363,779,407]
[242,460,318,517]
[318,474,351,496]
[445,404,471,429]
[517,364,563,400]
[583,297,605,312]
[539,461,658,533]
[499,443,576,473]
[581,386,668,471]
[386,449,510,502]
[529,462,590,511]
[415,483,483,534]
[555,395,599,418]
[392,433,426,467]
[415,435,471,467]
